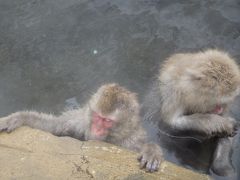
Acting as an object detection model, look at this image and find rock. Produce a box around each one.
[0,127,210,180]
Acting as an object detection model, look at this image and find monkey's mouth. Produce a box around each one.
[94,127,108,136]
[211,105,224,115]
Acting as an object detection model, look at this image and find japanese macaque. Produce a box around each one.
[143,49,240,176]
[0,83,163,172]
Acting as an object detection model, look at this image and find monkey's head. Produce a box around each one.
[160,49,240,113]
[87,83,140,141]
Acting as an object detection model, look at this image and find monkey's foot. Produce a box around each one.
[211,158,235,176]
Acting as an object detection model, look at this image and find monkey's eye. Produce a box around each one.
[105,118,113,122]
[103,118,114,128]
[93,112,102,118]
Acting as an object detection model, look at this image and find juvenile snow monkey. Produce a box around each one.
[143,49,240,176]
[0,83,163,172]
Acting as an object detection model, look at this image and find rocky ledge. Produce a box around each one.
[0,127,210,180]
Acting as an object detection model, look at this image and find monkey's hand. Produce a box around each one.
[0,114,24,133]
[138,143,163,172]
[209,117,239,138]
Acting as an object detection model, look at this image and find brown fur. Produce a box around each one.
[96,84,138,114]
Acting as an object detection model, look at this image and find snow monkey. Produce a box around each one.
[0,83,163,172]
[143,49,240,176]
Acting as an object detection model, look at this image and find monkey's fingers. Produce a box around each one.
[0,118,21,133]
[146,159,155,172]
[139,157,148,169]
[213,131,231,138]
[151,159,160,171]
[146,158,162,172]
[230,130,238,137]
[138,155,155,171]
[139,154,161,172]
[229,122,239,137]
[0,127,7,132]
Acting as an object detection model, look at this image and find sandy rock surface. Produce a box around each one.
[0,127,210,180]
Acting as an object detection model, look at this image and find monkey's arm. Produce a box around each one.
[0,110,87,139]
[169,113,238,137]
[0,111,60,133]
[123,128,163,172]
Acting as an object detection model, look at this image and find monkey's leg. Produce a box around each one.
[211,137,235,176]
[0,111,61,135]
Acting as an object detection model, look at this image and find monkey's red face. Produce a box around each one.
[91,112,115,138]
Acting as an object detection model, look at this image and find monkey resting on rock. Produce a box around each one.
[143,49,240,176]
[0,83,163,172]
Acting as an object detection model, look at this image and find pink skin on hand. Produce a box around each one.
[211,105,224,115]
[91,112,114,137]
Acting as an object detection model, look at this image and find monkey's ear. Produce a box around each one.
[186,69,204,80]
